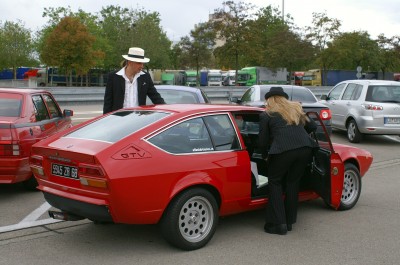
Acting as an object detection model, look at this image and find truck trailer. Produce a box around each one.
[236,67,287,86]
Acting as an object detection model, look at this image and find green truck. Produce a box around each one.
[236,67,288,86]
[185,71,197,86]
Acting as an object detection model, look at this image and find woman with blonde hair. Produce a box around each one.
[259,87,317,235]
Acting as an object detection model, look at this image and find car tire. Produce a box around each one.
[347,119,363,143]
[160,188,219,250]
[22,175,38,191]
[338,163,362,211]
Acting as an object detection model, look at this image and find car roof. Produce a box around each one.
[338,79,400,85]
[123,103,264,114]
[0,88,47,94]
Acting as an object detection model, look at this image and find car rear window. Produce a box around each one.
[66,110,169,143]
[259,87,317,103]
[0,97,22,117]
[366,85,400,102]
[147,90,199,104]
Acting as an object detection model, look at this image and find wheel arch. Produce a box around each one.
[160,184,221,222]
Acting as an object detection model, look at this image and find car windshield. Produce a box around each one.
[259,87,317,103]
[66,110,169,143]
[366,85,400,103]
[0,97,22,117]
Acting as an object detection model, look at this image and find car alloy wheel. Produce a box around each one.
[160,188,218,250]
[338,163,361,211]
[347,120,363,143]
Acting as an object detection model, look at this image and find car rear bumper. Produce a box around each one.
[43,192,113,222]
[0,157,31,183]
[357,117,400,135]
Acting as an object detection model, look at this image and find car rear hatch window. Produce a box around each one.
[66,110,170,143]
[0,97,22,117]
[366,85,400,103]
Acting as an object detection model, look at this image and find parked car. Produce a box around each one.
[146,85,210,105]
[320,80,400,143]
[231,85,332,136]
[0,88,73,189]
[30,104,372,250]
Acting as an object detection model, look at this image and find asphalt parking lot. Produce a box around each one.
[1,104,399,265]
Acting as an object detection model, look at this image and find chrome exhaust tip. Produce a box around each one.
[48,210,85,221]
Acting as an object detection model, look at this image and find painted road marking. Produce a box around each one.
[0,202,62,233]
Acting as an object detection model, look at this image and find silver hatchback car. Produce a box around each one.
[321,80,400,143]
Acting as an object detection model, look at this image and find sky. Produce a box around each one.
[1,0,399,41]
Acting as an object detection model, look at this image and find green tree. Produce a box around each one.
[175,22,215,72]
[305,12,341,84]
[127,8,172,70]
[376,34,400,76]
[99,5,172,70]
[248,6,315,73]
[41,16,104,86]
[328,31,379,72]
[0,20,36,78]
[211,1,256,74]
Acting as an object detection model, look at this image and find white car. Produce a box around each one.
[320,79,400,143]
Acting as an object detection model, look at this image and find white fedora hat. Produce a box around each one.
[122,47,150,63]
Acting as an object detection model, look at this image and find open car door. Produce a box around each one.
[307,112,344,209]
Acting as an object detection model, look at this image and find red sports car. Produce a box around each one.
[0,88,73,189]
[30,104,372,250]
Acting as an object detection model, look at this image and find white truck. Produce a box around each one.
[207,69,222,86]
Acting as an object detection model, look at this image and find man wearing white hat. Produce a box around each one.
[103,47,165,114]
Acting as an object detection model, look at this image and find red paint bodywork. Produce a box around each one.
[31,104,373,224]
[0,88,73,184]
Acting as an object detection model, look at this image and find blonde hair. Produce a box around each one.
[265,96,307,125]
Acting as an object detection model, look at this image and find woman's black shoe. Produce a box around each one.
[264,223,287,235]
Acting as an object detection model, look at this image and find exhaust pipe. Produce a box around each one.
[48,210,85,221]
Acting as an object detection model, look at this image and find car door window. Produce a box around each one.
[342,83,357,100]
[43,94,62,118]
[149,114,239,154]
[32,95,50,121]
[351,85,363,100]
[328,83,346,100]
[149,118,213,154]
[203,114,239,151]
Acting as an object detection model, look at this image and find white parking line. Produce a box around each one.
[0,202,62,233]
[19,202,52,223]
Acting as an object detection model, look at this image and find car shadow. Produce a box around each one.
[332,129,400,146]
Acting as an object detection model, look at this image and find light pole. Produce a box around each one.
[282,0,285,21]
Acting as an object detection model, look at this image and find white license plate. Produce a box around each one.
[384,117,400,124]
[51,163,78,179]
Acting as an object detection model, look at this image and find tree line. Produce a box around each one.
[1,1,399,82]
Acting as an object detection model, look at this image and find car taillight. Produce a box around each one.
[0,144,20,156]
[320,109,331,120]
[362,104,383,110]
[30,155,45,176]
[78,163,107,188]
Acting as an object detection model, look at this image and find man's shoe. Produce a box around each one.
[264,223,287,235]
[287,224,292,231]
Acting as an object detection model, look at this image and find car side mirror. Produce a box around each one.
[320,95,328,100]
[63,109,74,117]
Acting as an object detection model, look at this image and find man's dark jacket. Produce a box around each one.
[103,71,165,114]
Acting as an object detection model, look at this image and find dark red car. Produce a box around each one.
[30,104,372,250]
[0,88,73,189]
